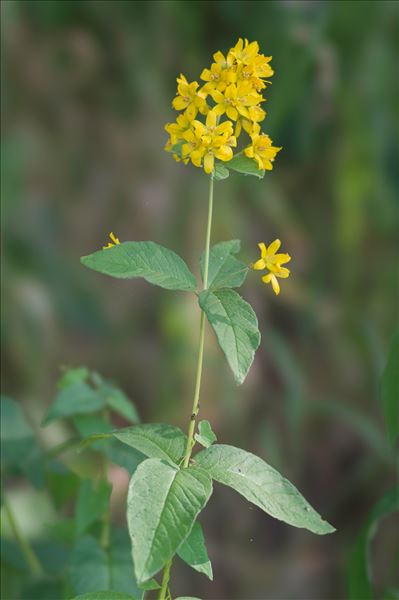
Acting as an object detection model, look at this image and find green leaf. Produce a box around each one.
[138,579,160,591]
[175,597,202,600]
[81,241,197,292]
[86,424,187,466]
[200,240,248,290]
[213,164,229,181]
[68,531,142,598]
[42,382,105,425]
[177,521,213,580]
[195,420,217,449]
[381,333,399,445]
[226,154,265,178]
[195,445,335,535]
[58,367,89,389]
[75,479,112,535]
[98,380,140,424]
[1,396,36,468]
[199,289,260,384]
[127,458,212,583]
[72,592,138,600]
[74,415,145,474]
[347,488,399,600]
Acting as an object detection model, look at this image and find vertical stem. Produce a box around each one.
[3,497,43,576]
[158,559,172,600]
[158,174,215,599]
[182,173,214,468]
[100,408,111,550]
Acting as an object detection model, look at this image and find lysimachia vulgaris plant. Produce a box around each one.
[80,38,335,600]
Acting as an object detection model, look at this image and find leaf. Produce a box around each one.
[381,332,399,445]
[75,479,112,535]
[1,396,36,467]
[1,396,45,486]
[200,240,248,290]
[213,164,229,181]
[138,579,160,591]
[177,521,213,580]
[195,421,217,449]
[42,382,105,425]
[72,592,138,600]
[68,531,142,598]
[86,424,187,466]
[81,241,197,292]
[226,154,265,178]
[127,458,212,583]
[74,415,145,474]
[195,445,335,535]
[199,289,260,384]
[98,380,140,424]
[347,488,399,600]
[58,367,89,389]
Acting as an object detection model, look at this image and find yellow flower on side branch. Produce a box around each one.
[251,239,291,295]
[103,232,120,249]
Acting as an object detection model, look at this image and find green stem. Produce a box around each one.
[3,497,43,576]
[158,559,172,600]
[182,173,214,468]
[100,408,111,550]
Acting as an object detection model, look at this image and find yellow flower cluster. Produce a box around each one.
[251,239,291,295]
[165,39,281,174]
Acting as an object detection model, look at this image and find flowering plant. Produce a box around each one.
[76,39,334,599]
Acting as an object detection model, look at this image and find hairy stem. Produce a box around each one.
[3,497,43,576]
[182,173,214,468]
[158,559,172,600]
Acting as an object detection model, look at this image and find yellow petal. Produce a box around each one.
[185,104,198,121]
[267,274,280,295]
[262,273,272,283]
[276,267,290,278]
[273,252,291,265]
[206,110,217,129]
[172,96,189,111]
[251,258,266,270]
[267,239,281,256]
[258,242,267,259]
[203,152,214,174]
[226,106,238,120]
[214,145,233,162]
[110,232,120,245]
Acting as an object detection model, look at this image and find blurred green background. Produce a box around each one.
[1,1,398,599]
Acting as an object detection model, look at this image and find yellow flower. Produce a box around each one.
[229,38,260,65]
[103,232,120,249]
[190,110,236,174]
[165,38,280,174]
[211,82,262,121]
[172,74,208,120]
[251,239,291,295]
[244,124,281,170]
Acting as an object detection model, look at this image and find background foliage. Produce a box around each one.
[1,1,398,599]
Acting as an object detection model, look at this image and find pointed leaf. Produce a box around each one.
[68,531,142,598]
[98,380,140,424]
[86,423,187,466]
[75,479,112,535]
[381,333,399,445]
[81,241,197,291]
[42,382,105,425]
[200,240,248,290]
[195,445,335,535]
[127,458,212,583]
[226,154,265,178]
[199,289,260,384]
[195,420,217,449]
[177,521,213,580]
